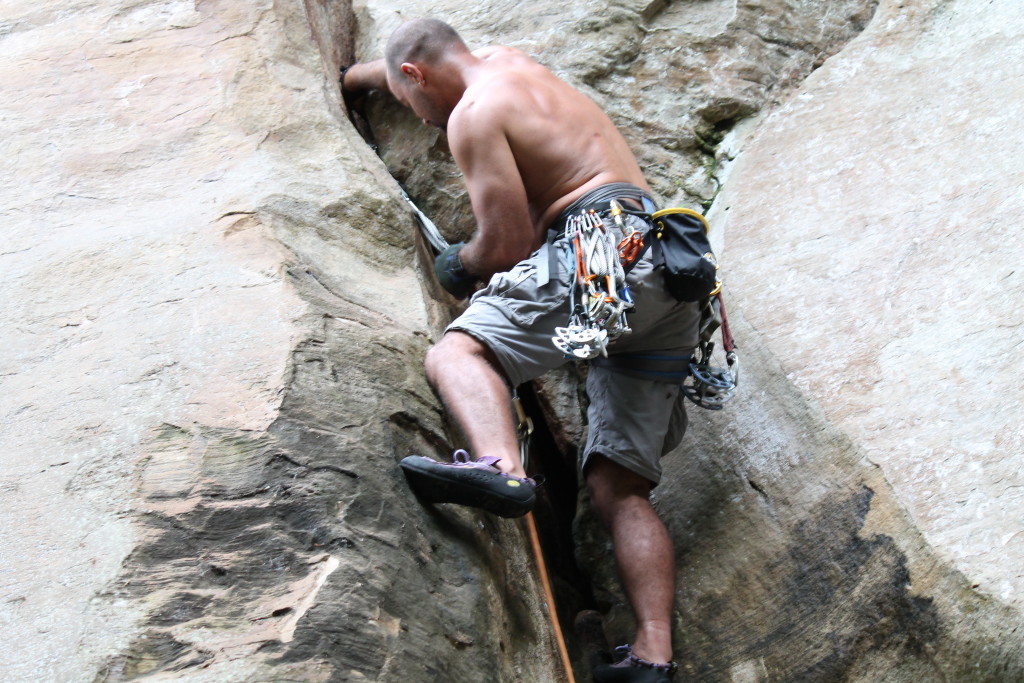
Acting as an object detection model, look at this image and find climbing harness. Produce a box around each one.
[550,195,740,408]
[552,202,641,360]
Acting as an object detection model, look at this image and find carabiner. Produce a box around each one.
[618,232,644,265]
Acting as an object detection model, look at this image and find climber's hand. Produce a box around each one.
[434,243,476,300]
[339,65,368,120]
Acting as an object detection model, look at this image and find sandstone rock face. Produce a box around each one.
[715,0,1024,607]
[2,0,1022,681]
[690,0,1024,675]
[1,1,559,681]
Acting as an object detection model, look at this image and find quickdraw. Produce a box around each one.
[619,231,644,264]
[552,201,642,360]
[682,295,739,409]
[512,391,534,470]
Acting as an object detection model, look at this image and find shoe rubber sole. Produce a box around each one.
[399,456,535,518]
[592,664,673,683]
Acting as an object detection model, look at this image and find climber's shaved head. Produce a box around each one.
[385,19,468,76]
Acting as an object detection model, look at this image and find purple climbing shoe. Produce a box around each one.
[592,645,677,683]
[399,450,538,518]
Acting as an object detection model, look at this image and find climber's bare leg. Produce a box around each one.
[587,455,674,663]
[424,331,525,478]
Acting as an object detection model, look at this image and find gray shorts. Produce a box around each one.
[447,213,702,485]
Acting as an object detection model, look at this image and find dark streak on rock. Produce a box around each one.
[675,487,945,681]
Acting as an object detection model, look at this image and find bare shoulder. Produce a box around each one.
[447,83,513,155]
[450,55,538,132]
[471,45,527,60]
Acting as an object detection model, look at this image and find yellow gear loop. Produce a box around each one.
[651,206,710,233]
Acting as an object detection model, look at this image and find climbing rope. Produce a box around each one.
[512,393,575,683]
[524,511,576,683]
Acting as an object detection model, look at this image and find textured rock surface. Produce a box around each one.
[688,0,1024,675]
[714,0,1024,607]
[355,0,1024,679]
[1,1,560,681]
[361,0,877,232]
[2,0,1023,681]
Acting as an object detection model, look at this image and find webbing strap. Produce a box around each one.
[547,183,656,241]
[718,295,736,354]
[555,182,652,222]
[590,352,692,383]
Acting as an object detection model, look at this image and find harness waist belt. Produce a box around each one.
[546,182,657,242]
[537,182,658,287]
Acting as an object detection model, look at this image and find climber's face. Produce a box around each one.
[388,62,451,131]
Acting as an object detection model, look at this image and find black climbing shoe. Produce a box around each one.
[593,645,677,683]
[399,450,538,518]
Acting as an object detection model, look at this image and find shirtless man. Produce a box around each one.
[343,18,699,682]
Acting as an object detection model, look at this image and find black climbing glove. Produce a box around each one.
[339,65,366,112]
[434,242,476,300]
[339,65,374,143]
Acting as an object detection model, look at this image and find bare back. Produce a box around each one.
[455,48,649,237]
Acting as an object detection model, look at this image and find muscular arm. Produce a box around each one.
[341,59,390,94]
[344,46,503,94]
[448,96,536,280]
